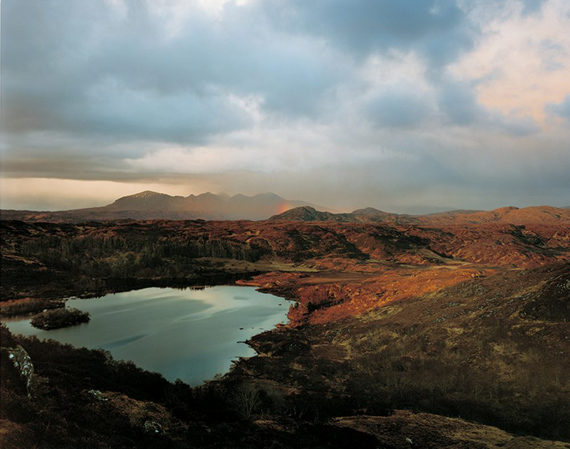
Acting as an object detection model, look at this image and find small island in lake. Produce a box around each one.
[31,308,90,330]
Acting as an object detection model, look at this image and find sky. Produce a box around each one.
[1,0,570,213]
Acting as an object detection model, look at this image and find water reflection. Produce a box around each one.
[3,286,289,386]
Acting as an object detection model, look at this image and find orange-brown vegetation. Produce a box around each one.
[240,265,492,325]
[1,213,570,447]
[0,298,64,316]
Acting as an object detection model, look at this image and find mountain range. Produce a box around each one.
[2,190,570,225]
[0,191,325,222]
[270,205,570,225]
[2,194,570,447]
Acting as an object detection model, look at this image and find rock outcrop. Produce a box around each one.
[5,345,34,398]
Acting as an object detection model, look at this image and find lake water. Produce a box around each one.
[3,286,289,386]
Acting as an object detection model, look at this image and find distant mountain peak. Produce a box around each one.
[121,190,163,199]
[230,193,248,200]
[254,192,283,200]
[268,204,570,225]
[269,206,354,222]
[269,206,315,221]
[352,207,390,217]
[78,191,323,221]
[291,206,317,215]
[5,191,568,224]
[493,206,519,213]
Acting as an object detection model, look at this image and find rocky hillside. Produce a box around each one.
[2,217,569,447]
[3,190,570,225]
[2,218,569,301]
[270,205,570,226]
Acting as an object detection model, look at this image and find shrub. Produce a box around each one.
[30,308,90,330]
[0,299,64,316]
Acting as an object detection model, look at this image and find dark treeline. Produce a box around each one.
[18,234,270,279]
[1,223,274,300]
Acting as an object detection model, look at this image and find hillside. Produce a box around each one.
[268,206,358,222]
[1,217,570,447]
[270,204,570,226]
[4,190,570,226]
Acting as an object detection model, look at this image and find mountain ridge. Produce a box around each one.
[2,190,570,225]
[270,204,570,225]
[0,192,327,222]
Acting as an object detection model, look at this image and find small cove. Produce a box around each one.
[3,286,290,386]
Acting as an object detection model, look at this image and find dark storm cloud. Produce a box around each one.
[1,0,352,146]
[2,155,119,180]
[261,0,476,71]
[1,0,569,212]
[87,3,344,118]
[1,0,252,143]
[0,0,550,145]
[0,0,488,147]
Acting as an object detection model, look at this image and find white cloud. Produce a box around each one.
[450,0,570,123]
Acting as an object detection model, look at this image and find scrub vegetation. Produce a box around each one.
[0,298,64,316]
[30,308,90,330]
[1,218,569,447]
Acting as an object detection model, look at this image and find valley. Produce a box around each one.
[1,210,570,448]
[5,0,570,446]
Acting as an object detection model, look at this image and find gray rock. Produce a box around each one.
[144,420,163,434]
[7,345,34,398]
[87,389,108,402]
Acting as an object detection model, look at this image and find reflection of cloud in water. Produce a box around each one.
[98,306,138,316]
[174,300,222,322]
[102,334,148,350]
[3,286,290,386]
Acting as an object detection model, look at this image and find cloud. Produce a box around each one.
[1,0,346,142]
[521,0,547,16]
[539,39,566,72]
[366,85,434,128]
[449,0,570,122]
[437,80,480,126]
[1,0,569,212]
[261,0,476,70]
[546,95,570,120]
[82,80,253,142]
[435,78,540,135]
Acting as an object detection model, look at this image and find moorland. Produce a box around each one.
[1,204,570,448]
